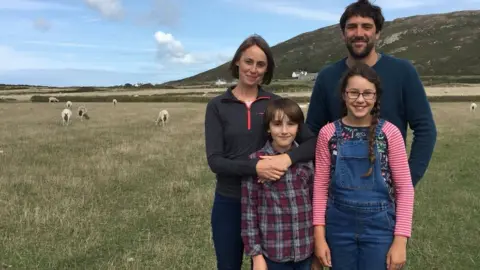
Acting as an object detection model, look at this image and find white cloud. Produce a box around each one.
[154,31,202,64]
[83,0,123,19]
[153,31,237,67]
[0,0,77,11]
[171,54,196,64]
[154,32,185,57]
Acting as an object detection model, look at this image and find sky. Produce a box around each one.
[1,0,479,87]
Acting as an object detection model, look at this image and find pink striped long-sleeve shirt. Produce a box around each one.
[312,120,415,237]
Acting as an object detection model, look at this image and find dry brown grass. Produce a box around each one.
[0,102,478,269]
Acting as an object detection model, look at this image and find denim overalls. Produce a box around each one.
[326,119,396,270]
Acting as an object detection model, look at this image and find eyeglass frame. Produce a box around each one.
[344,89,377,100]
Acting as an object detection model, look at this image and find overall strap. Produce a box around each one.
[334,120,343,140]
[374,118,386,138]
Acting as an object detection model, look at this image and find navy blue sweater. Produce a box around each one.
[205,86,317,199]
[305,54,437,187]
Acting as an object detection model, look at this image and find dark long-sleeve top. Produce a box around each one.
[205,86,316,199]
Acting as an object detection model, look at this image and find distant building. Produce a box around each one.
[292,70,308,78]
[215,79,227,86]
[292,70,316,81]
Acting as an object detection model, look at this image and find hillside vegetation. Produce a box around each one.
[168,10,480,85]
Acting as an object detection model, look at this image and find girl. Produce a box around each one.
[312,63,414,270]
[204,35,317,270]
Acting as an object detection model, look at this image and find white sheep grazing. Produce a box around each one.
[113,99,117,106]
[49,97,59,103]
[61,108,72,126]
[155,109,169,126]
[471,102,477,112]
[66,101,73,108]
[77,105,90,121]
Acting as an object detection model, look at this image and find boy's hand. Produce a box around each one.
[252,254,268,270]
[315,240,332,268]
[386,236,407,270]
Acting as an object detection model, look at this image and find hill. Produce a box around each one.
[166,10,480,85]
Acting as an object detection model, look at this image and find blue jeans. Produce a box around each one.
[211,192,244,270]
[264,256,313,270]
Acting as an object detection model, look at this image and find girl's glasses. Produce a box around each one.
[345,91,376,100]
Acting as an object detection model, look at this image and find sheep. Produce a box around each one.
[77,105,90,121]
[155,109,169,127]
[49,97,59,103]
[61,108,72,126]
[66,101,72,108]
[471,102,477,112]
[113,99,117,106]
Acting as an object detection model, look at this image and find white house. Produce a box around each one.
[215,79,227,86]
[292,70,308,79]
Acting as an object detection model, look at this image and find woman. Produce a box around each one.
[204,34,317,270]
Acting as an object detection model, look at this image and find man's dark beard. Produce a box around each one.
[346,36,375,60]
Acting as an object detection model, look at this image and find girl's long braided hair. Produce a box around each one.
[339,63,383,177]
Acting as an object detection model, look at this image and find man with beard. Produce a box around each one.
[305,0,437,187]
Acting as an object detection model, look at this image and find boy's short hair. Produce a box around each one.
[340,0,385,33]
[263,98,305,131]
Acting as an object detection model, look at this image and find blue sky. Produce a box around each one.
[1,0,479,87]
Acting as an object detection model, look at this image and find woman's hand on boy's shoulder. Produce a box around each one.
[256,154,291,183]
[259,154,292,170]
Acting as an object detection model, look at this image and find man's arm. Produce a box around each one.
[306,70,331,136]
[403,61,437,186]
[286,123,316,165]
[205,101,258,176]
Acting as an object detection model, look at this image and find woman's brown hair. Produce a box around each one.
[339,63,382,177]
[229,34,275,85]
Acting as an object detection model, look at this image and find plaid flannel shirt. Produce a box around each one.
[240,140,315,263]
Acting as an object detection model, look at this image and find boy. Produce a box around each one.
[241,98,321,270]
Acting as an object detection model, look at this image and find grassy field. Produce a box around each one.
[0,102,478,269]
